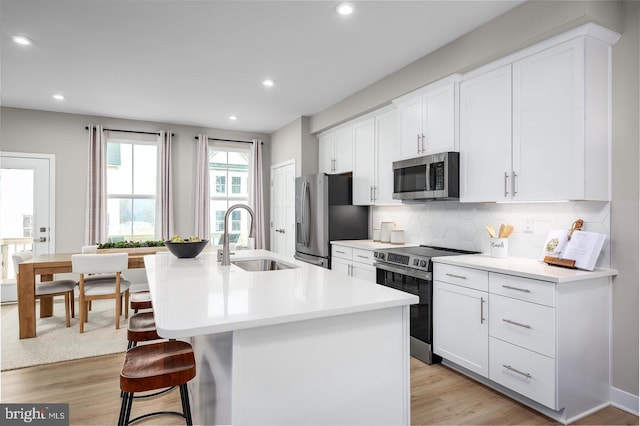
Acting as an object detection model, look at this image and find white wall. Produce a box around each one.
[0,107,271,253]
[373,201,611,267]
[270,116,317,178]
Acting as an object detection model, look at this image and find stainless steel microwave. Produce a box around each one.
[392,152,459,200]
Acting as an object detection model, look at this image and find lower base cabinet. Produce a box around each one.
[433,260,613,424]
[331,245,376,282]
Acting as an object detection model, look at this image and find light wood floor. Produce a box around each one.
[1,354,637,425]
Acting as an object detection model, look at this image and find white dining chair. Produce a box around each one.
[12,250,76,327]
[71,252,131,333]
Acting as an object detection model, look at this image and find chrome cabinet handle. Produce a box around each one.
[370,186,374,202]
[504,172,509,197]
[372,186,377,202]
[503,364,532,378]
[356,255,369,259]
[502,318,531,329]
[480,297,485,324]
[445,273,467,279]
[421,134,426,153]
[416,134,421,153]
[502,285,531,293]
[512,172,518,196]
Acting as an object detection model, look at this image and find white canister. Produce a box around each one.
[490,238,508,258]
[380,222,394,243]
[390,229,404,244]
[372,228,381,242]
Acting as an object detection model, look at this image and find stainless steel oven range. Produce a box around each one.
[373,245,477,365]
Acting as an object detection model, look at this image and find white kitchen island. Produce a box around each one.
[144,249,418,426]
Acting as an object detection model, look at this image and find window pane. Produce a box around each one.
[107,143,132,194]
[209,146,251,247]
[133,144,157,195]
[106,140,158,243]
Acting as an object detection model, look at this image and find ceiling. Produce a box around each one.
[1,0,524,134]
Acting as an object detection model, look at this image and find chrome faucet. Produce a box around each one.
[220,204,256,266]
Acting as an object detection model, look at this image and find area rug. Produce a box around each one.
[1,299,128,371]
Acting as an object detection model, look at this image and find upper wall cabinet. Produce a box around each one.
[393,74,460,159]
[318,125,353,175]
[460,23,620,203]
[352,106,401,206]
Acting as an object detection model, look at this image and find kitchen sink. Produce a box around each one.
[231,258,298,272]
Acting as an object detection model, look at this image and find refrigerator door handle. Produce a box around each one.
[301,180,311,247]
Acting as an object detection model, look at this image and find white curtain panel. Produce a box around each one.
[85,125,108,245]
[250,139,265,249]
[155,131,174,240]
[194,135,210,240]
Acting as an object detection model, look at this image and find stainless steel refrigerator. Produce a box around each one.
[294,174,369,268]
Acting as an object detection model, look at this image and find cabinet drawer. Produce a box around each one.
[352,248,374,265]
[489,294,556,357]
[331,245,353,260]
[490,273,555,307]
[433,263,488,292]
[490,337,557,409]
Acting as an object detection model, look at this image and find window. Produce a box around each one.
[209,145,250,245]
[106,140,157,242]
[231,176,242,194]
[215,176,226,194]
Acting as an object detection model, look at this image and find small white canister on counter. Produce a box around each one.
[490,238,508,258]
[390,229,404,244]
[372,228,381,241]
[380,222,394,243]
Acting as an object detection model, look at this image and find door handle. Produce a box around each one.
[34,237,47,242]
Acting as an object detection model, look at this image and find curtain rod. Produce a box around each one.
[195,136,262,145]
[85,126,174,137]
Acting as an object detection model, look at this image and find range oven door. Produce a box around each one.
[375,264,433,346]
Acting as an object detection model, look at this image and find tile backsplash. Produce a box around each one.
[372,201,611,268]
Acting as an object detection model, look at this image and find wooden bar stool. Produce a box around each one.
[127,311,161,349]
[118,340,196,425]
[130,290,152,313]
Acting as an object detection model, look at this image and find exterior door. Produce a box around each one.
[0,152,55,281]
[270,160,295,257]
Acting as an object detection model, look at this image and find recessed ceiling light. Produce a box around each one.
[12,35,32,46]
[262,79,275,88]
[53,94,65,101]
[229,115,238,121]
[336,2,354,16]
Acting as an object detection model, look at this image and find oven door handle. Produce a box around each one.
[374,262,432,281]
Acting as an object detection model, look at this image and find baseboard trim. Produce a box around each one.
[610,386,639,416]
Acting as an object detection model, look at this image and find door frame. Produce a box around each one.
[0,151,56,254]
[270,159,295,256]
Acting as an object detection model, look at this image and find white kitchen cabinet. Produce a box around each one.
[394,74,460,159]
[353,107,401,206]
[433,264,489,377]
[459,65,512,202]
[318,125,353,175]
[432,255,614,424]
[331,244,376,282]
[459,24,619,202]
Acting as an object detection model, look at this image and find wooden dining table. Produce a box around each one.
[16,248,165,339]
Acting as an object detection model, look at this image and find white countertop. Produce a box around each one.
[331,239,410,250]
[144,249,419,338]
[432,254,618,283]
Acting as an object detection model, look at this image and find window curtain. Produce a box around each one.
[85,125,108,245]
[155,131,174,240]
[194,135,210,240]
[250,139,265,249]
